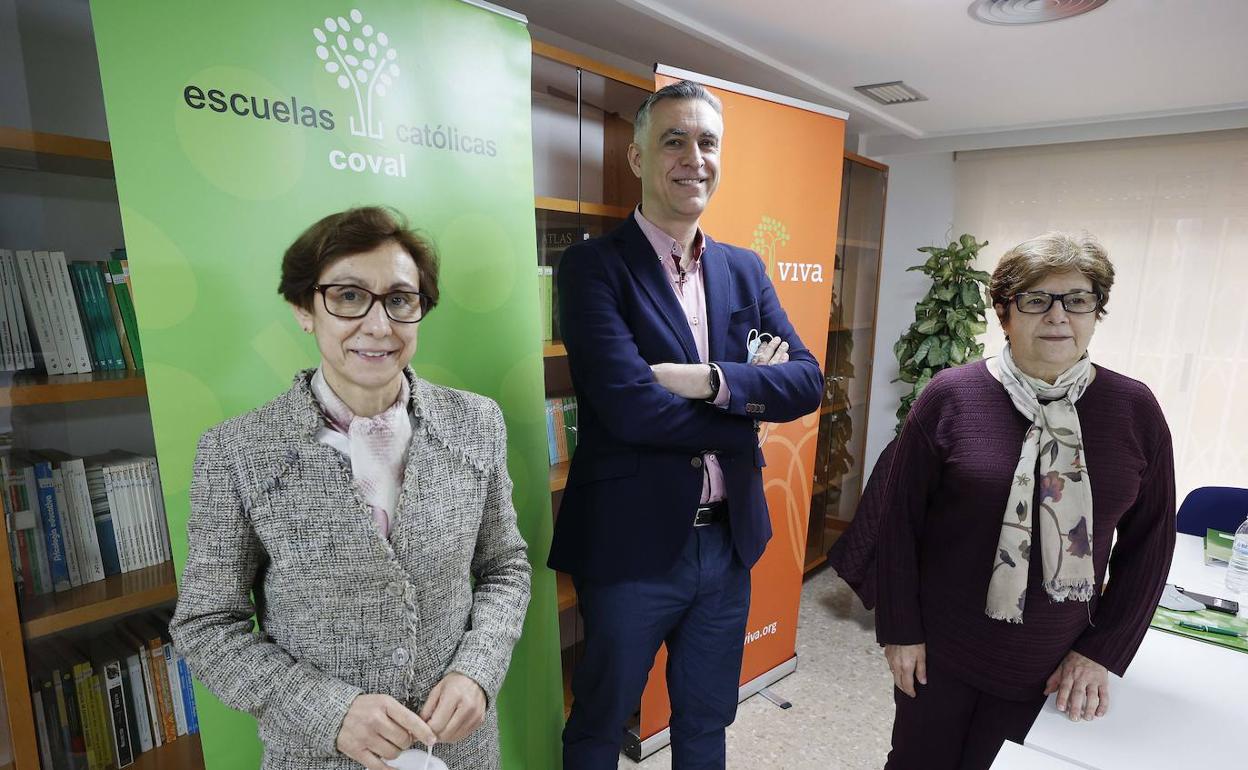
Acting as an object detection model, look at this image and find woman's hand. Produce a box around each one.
[337,693,437,769]
[419,672,487,743]
[1044,650,1110,722]
[884,643,927,698]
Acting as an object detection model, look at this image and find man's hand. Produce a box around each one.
[651,363,715,399]
[751,336,789,365]
[419,672,487,744]
[884,643,927,698]
[336,694,436,770]
[1044,650,1110,722]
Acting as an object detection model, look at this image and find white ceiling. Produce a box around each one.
[500,0,1248,143]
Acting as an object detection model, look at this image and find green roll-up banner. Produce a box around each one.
[90,1,561,766]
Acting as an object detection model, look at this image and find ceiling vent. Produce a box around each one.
[969,0,1109,25]
[854,81,927,106]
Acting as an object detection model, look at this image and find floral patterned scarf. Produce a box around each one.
[987,347,1095,623]
[310,367,412,541]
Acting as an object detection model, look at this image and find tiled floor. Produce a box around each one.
[617,566,895,769]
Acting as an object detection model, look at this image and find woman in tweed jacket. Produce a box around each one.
[170,207,531,770]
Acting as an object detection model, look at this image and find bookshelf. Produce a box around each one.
[20,562,177,641]
[0,127,114,178]
[0,370,146,408]
[532,41,651,715]
[804,152,888,572]
[1,28,199,770]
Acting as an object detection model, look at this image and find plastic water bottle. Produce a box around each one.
[1226,518,1248,597]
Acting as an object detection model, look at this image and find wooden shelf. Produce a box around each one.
[543,341,567,358]
[820,400,851,415]
[132,733,203,770]
[0,370,146,407]
[829,321,872,333]
[838,237,880,250]
[535,196,632,220]
[0,127,114,177]
[21,562,178,641]
[803,553,828,574]
[556,572,577,612]
[550,460,570,492]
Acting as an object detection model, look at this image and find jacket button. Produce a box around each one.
[387,581,404,597]
[691,457,703,469]
[392,647,409,666]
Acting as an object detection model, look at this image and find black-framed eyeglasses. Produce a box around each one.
[313,284,433,323]
[1010,290,1101,315]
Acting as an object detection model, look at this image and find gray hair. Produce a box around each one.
[633,80,723,143]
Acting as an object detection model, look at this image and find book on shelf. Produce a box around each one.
[26,619,199,770]
[537,265,553,342]
[544,396,578,466]
[0,246,141,374]
[538,226,583,343]
[3,442,170,605]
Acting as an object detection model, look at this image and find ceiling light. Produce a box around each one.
[969,0,1109,25]
[854,81,927,106]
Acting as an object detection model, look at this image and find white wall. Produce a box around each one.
[861,152,955,478]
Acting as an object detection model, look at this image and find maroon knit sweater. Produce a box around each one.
[875,360,1175,701]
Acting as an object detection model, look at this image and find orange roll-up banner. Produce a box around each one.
[635,68,846,750]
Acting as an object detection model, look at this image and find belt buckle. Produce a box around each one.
[693,505,715,527]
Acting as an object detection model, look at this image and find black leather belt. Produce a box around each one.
[693,501,728,527]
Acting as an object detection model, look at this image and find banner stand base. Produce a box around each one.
[621,654,799,762]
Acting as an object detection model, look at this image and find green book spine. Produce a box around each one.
[67,263,103,371]
[88,264,125,370]
[107,259,143,370]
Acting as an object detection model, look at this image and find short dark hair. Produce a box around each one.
[633,80,723,142]
[278,206,440,312]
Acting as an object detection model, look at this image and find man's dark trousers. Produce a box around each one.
[562,519,751,769]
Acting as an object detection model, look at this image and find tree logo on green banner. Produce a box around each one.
[313,8,400,140]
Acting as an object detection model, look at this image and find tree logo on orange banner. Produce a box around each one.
[750,215,790,279]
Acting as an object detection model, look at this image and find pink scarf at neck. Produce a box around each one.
[310,368,412,540]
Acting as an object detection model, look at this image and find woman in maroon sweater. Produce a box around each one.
[873,233,1175,769]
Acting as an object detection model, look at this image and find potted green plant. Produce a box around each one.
[893,234,992,430]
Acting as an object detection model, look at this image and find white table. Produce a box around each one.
[990,741,1083,768]
[1024,534,1248,769]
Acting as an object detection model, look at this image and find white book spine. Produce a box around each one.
[135,462,156,567]
[14,249,62,375]
[101,465,131,573]
[50,252,93,373]
[67,459,104,582]
[126,653,154,753]
[50,468,83,587]
[163,643,188,736]
[146,458,170,562]
[137,645,162,748]
[0,249,15,370]
[32,688,54,769]
[32,251,76,374]
[128,463,152,568]
[2,252,35,369]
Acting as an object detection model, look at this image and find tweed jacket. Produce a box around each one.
[170,368,531,770]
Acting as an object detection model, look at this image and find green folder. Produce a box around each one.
[1205,527,1235,566]
[1151,605,1248,654]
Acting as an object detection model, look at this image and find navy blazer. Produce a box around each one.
[547,216,823,581]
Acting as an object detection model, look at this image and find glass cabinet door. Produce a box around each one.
[806,155,887,568]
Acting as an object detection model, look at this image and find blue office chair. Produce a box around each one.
[1175,486,1248,536]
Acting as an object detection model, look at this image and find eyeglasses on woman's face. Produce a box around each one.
[313,284,433,323]
[1010,290,1100,315]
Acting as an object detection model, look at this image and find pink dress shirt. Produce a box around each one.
[634,207,729,504]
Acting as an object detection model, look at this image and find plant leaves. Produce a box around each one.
[1051,427,1074,436]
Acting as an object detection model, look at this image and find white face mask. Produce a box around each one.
[746,328,774,361]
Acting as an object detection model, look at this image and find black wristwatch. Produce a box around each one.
[706,364,721,401]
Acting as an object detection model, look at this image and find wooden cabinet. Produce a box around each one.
[530,42,652,714]
[805,152,888,571]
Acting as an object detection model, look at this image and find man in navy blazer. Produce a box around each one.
[549,80,823,769]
